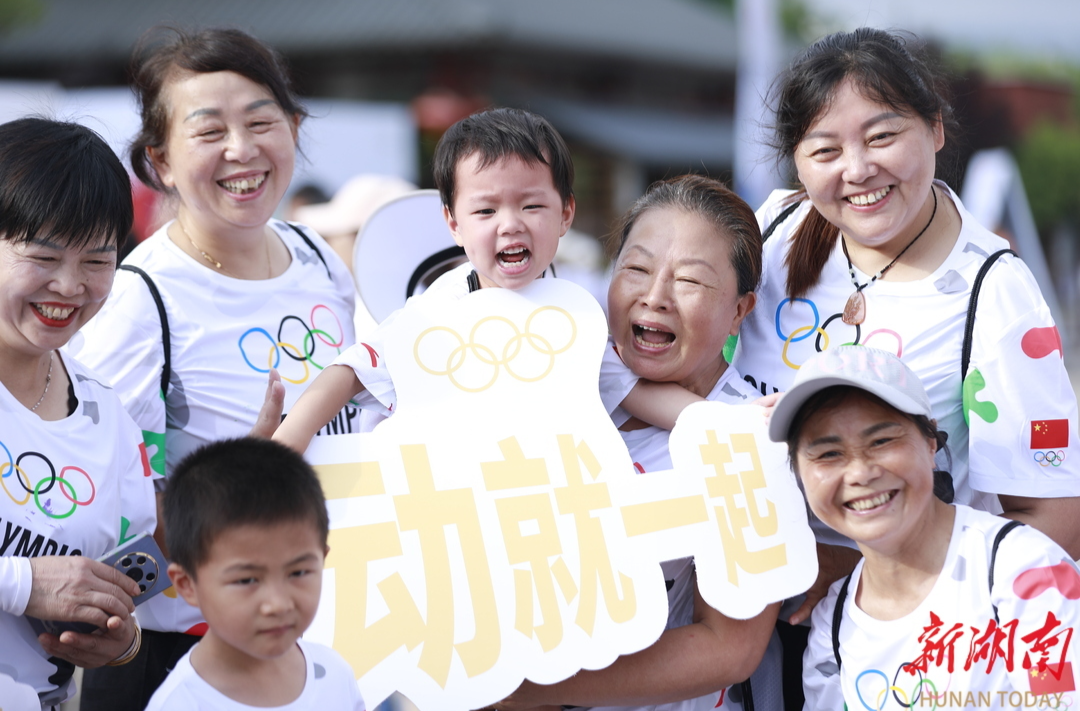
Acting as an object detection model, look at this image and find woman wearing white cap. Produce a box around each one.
[771,346,1080,709]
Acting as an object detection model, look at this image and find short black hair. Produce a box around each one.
[129,27,308,192]
[164,437,329,576]
[433,107,574,214]
[0,118,132,249]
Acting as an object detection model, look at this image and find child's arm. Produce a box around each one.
[273,364,363,454]
[619,380,705,431]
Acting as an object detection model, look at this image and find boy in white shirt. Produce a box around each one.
[274,107,698,453]
[147,438,364,710]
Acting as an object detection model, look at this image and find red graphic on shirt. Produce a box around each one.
[714,688,725,707]
[1029,662,1076,694]
[185,622,209,636]
[633,462,646,474]
[138,442,152,477]
[905,611,966,674]
[1014,561,1080,600]
[361,343,380,368]
[1021,326,1063,360]
[1031,420,1069,449]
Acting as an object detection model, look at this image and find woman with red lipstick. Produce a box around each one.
[730,29,1080,634]
[69,28,356,711]
[0,118,156,708]
[770,346,1080,710]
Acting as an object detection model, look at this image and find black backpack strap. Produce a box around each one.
[118,265,171,398]
[961,249,1017,380]
[831,571,854,671]
[286,222,332,280]
[762,200,801,242]
[990,520,1024,622]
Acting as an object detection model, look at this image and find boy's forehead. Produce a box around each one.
[454,151,558,197]
[202,519,327,567]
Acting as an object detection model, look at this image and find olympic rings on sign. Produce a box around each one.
[237,306,346,383]
[1034,450,1066,467]
[414,306,576,393]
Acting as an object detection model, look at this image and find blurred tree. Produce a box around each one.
[696,0,813,39]
[0,0,43,33]
[1016,121,1080,233]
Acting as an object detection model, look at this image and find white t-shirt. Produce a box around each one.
[0,353,156,707]
[146,639,365,711]
[804,505,1080,710]
[67,220,356,635]
[588,367,766,711]
[334,262,639,419]
[733,184,1080,510]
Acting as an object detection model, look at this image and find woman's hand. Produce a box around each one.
[26,556,140,627]
[250,368,285,439]
[787,542,862,625]
[37,612,137,668]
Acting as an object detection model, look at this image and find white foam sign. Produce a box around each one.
[303,278,816,710]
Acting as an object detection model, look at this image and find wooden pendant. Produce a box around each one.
[842,290,866,326]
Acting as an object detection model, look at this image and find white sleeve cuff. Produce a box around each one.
[0,557,33,616]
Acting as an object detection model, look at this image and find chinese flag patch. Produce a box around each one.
[1030,662,1076,694]
[1031,420,1069,449]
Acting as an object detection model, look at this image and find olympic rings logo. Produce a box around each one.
[238,304,346,384]
[855,663,937,711]
[414,306,576,393]
[0,440,96,519]
[1035,450,1067,467]
[774,298,903,370]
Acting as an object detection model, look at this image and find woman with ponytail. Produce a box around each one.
[731,28,1080,627]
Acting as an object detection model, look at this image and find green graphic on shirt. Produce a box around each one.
[118,516,135,546]
[962,368,999,426]
[723,334,738,364]
[143,429,166,476]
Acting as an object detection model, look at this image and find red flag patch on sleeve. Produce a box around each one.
[1031,419,1069,449]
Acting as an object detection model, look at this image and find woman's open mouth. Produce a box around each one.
[845,489,897,512]
[32,302,76,327]
[632,324,675,350]
[845,185,891,206]
[218,173,267,195]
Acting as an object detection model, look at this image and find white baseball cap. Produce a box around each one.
[768,346,932,443]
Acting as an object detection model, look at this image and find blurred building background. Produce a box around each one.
[0,0,1078,331]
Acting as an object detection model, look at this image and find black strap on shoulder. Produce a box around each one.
[990,520,1024,622]
[831,571,854,671]
[406,246,467,299]
[761,200,802,243]
[118,265,171,398]
[467,270,481,293]
[286,222,332,280]
[961,249,1017,380]
[739,678,755,711]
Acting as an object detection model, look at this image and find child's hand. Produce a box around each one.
[250,369,285,439]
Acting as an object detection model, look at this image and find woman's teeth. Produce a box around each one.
[34,304,74,320]
[633,324,675,348]
[219,174,266,194]
[846,490,895,511]
[498,247,530,266]
[847,186,890,206]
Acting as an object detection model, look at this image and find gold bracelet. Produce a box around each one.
[106,619,142,666]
